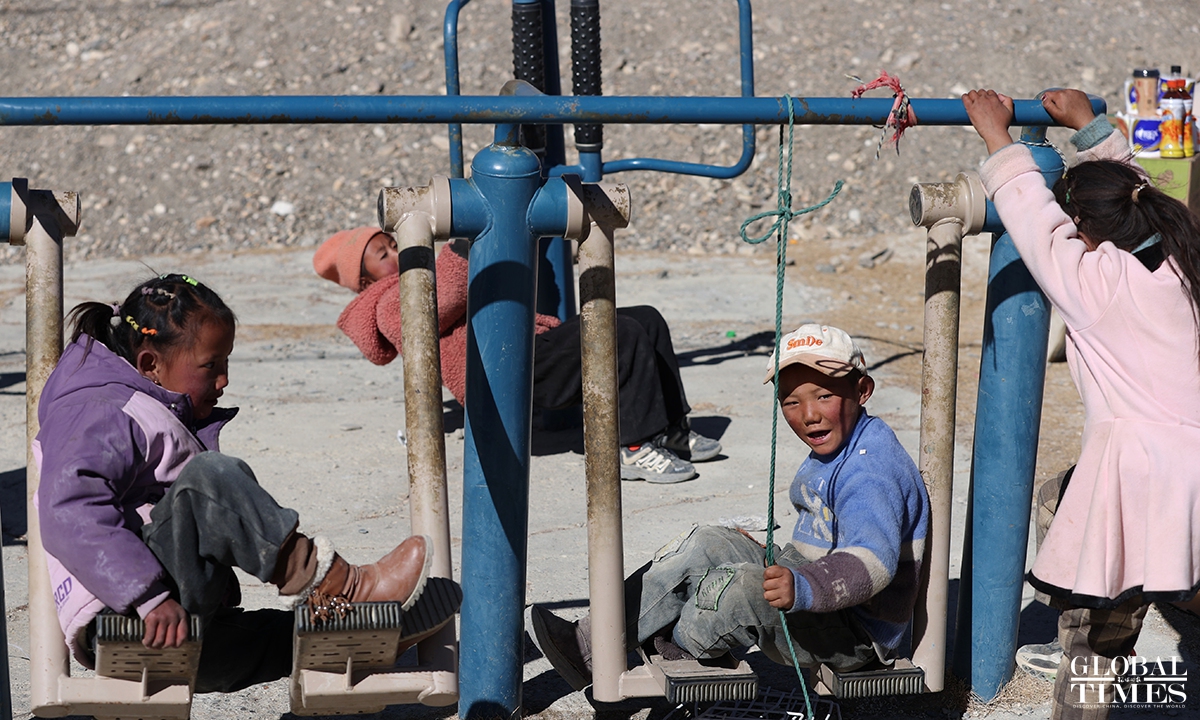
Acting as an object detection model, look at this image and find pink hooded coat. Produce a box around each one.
[980,130,1200,603]
[336,244,560,404]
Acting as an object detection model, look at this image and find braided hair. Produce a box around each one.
[1054,159,1200,336]
[68,273,236,366]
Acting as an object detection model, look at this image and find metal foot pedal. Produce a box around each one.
[636,646,758,705]
[294,576,462,672]
[93,610,204,681]
[816,658,925,698]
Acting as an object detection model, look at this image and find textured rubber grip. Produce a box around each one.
[512,2,547,152]
[570,0,603,149]
[512,3,547,92]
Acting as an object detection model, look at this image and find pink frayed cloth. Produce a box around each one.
[336,247,560,404]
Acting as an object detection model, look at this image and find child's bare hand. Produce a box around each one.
[1041,89,1097,131]
[143,599,189,649]
[963,89,1015,154]
[762,565,795,610]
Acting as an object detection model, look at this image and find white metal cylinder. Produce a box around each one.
[25,213,68,715]
[911,217,964,693]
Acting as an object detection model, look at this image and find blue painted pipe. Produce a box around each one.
[602,0,756,178]
[0,95,1106,127]
[457,141,544,718]
[442,0,473,178]
[952,130,1063,701]
[0,181,11,239]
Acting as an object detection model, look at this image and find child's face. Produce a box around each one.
[777,364,874,457]
[361,232,400,284]
[152,320,235,420]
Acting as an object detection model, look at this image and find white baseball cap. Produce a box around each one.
[763,323,868,383]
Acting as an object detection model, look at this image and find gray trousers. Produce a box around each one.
[137,452,296,693]
[626,525,877,671]
[1037,469,1150,720]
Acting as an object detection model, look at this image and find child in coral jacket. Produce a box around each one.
[315,227,723,483]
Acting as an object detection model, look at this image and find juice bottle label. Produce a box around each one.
[1161,98,1186,158]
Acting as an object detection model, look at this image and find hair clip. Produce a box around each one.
[142,287,176,298]
[1132,182,1150,203]
[180,275,199,286]
[124,316,158,335]
[111,303,121,317]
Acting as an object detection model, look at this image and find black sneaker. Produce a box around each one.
[527,605,593,691]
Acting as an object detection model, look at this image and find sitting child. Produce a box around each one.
[528,323,930,688]
[314,227,722,484]
[35,273,459,692]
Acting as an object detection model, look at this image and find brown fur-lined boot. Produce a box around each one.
[277,534,433,621]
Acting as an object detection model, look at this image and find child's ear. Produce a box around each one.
[136,349,162,386]
[856,375,875,406]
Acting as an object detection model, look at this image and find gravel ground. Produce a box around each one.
[2,0,1200,264]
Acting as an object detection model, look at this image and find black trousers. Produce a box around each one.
[141,452,296,693]
[532,305,690,446]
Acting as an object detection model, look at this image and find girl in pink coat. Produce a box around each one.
[965,88,1200,719]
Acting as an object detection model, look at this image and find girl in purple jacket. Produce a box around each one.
[34,273,457,692]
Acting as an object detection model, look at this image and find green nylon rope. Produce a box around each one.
[738,94,844,720]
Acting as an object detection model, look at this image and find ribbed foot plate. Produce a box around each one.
[818,659,925,698]
[637,647,758,704]
[294,576,462,671]
[93,611,204,681]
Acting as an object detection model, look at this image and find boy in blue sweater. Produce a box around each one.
[529,323,930,689]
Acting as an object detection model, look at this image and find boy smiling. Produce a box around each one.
[529,323,930,689]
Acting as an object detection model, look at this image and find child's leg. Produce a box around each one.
[614,306,691,424]
[625,525,766,646]
[672,541,876,670]
[142,452,299,619]
[1051,599,1147,720]
[529,525,767,690]
[532,313,670,446]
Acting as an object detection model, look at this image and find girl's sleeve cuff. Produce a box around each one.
[1070,115,1116,152]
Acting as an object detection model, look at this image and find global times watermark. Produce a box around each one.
[1068,655,1187,710]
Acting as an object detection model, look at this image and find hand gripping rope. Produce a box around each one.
[738,94,844,720]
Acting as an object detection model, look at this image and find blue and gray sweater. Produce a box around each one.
[787,411,929,658]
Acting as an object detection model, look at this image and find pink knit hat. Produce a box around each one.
[313,227,386,292]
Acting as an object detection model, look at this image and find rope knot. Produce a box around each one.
[849,70,917,158]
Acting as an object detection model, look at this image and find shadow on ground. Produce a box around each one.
[2,466,26,543]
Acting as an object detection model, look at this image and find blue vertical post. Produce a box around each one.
[0,182,12,720]
[457,132,543,719]
[952,127,1062,700]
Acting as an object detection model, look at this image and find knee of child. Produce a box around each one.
[177,452,258,493]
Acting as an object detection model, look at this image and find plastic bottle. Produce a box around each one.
[1133,68,1161,116]
[1160,76,1187,159]
[1171,65,1196,157]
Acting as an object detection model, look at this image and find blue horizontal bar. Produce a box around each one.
[0,95,1105,127]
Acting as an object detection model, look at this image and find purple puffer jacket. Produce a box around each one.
[33,335,236,660]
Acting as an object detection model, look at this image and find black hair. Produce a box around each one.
[1054,159,1200,339]
[67,273,236,366]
